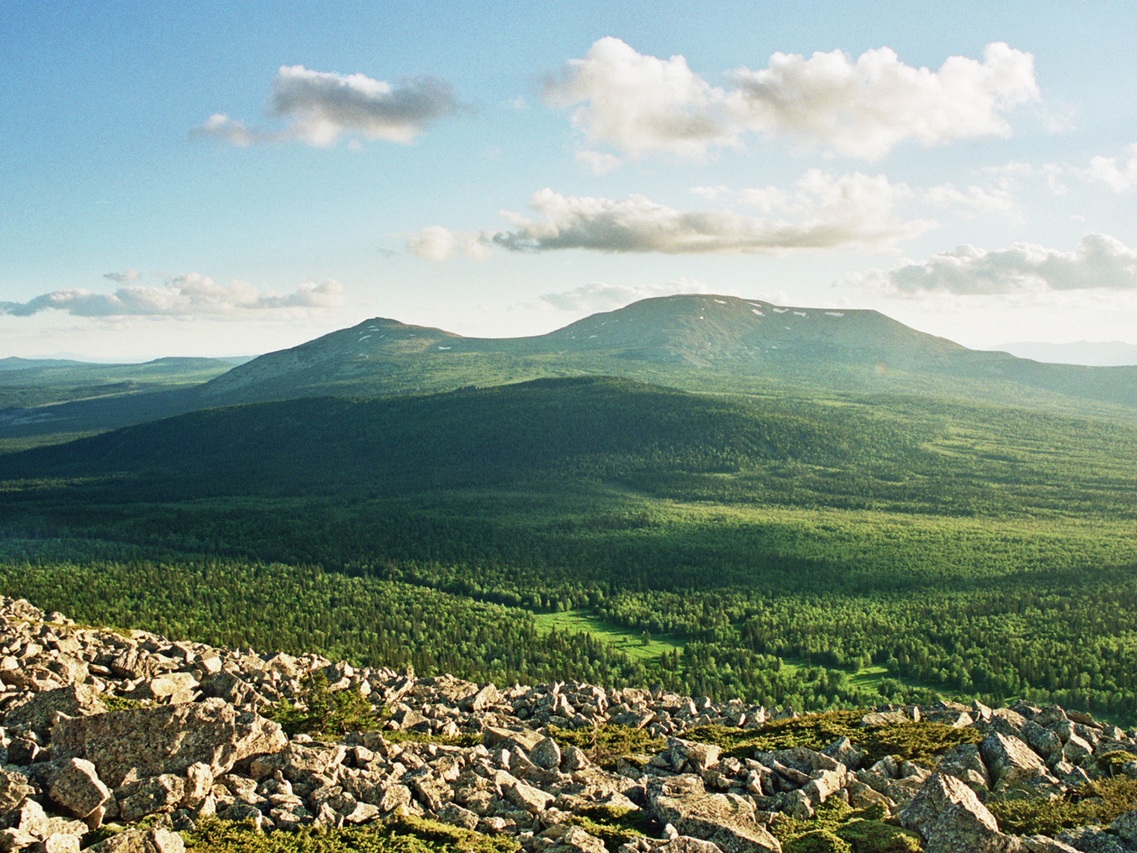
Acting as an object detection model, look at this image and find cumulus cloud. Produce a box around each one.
[540,279,710,312]
[491,172,931,254]
[849,234,1137,296]
[0,274,344,317]
[544,38,1038,163]
[543,37,738,160]
[195,65,459,147]
[729,42,1038,160]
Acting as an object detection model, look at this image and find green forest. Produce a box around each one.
[1,376,1135,723]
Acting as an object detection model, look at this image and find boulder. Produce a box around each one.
[981,733,1054,793]
[46,758,111,820]
[86,826,184,853]
[50,698,286,787]
[647,775,782,853]
[5,684,107,733]
[0,766,35,813]
[898,773,1021,853]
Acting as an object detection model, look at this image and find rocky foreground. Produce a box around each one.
[1,597,1136,853]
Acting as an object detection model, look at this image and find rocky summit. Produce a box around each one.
[1,597,1136,853]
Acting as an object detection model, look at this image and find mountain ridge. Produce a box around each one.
[2,294,1136,441]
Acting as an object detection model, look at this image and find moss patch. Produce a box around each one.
[989,776,1137,837]
[547,723,666,769]
[686,710,983,766]
[185,817,519,853]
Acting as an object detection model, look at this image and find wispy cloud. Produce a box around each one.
[103,268,142,284]
[544,38,1039,164]
[847,234,1137,296]
[539,279,710,313]
[194,65,459,147]
[410,170,933,260]
[0,274,344,317]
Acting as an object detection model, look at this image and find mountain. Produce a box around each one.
[192,295,970,406]
[3,295,1136,441]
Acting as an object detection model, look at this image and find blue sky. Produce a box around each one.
[3,1,1137,360]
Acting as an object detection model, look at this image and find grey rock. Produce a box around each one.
[982,732,1053,792]
[5,685,107,734]
[51,697,286,787]
[46,758,110,819]
[647,775,782,853]
[530,737,562,771]
[899,773,1021,853]
[87,826,185,853]
[1111,809,1137,843]
[0,766,35,813]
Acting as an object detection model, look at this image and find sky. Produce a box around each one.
[3,1,1137,362]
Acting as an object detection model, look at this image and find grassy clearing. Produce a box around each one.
[533,608,685,661]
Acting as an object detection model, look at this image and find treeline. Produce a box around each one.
[2,537,1135,723]
[0,542,919,713]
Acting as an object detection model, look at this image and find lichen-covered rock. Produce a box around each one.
[50,698,286,787]
[0,766,36,818]
[5,684,107,734]
[86,826,185,853]
[45,758,110,820]
[647,775,782,853]
[898,772,1021,853]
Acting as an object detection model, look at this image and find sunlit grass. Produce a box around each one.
[533,608,685,661]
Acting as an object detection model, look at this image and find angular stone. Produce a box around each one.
[529,737,562,771]
[981,733,1049,792]
[132,673,198,705]
[117,774,186,822]
[51,697,286,787]
[504,780,554,815]
[0,766,35,813]
[656,839,725,853]
[669,738,720,774]
[1021,836,1082,852]
[46,758,111,819]
[898,773,1021,853]
[647,775,782,853]
[86,826,185,853]
[1111,809,1137,843]
[6,684,107,733]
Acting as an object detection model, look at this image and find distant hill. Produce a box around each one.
[2,295,1135,441]
[0,355,251,418]
[192,294,1137,413]
[994,340,1137,366]
[0,377,872,498]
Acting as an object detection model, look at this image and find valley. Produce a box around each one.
[1,296,1135,726]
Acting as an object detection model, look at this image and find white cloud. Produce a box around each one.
[1086,144,1137,191]
[490,172,931,254]
[539,279,710,313]
[545,38,1039,163]
[848,234,1137,296]
[0,274,344,317]
[407,226,492,262]
[194,65,459,147]
[729,42,1039,160]
[543,37,737,161]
